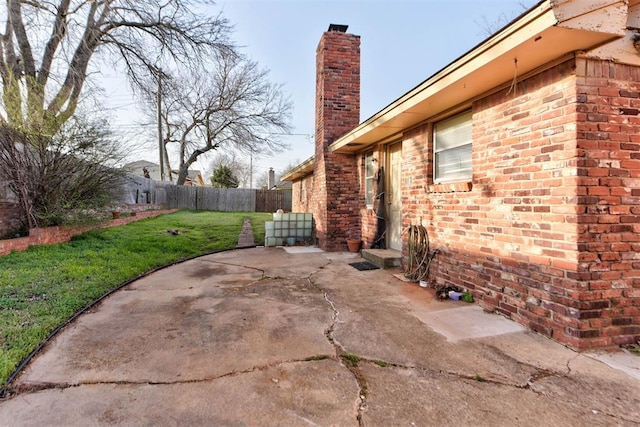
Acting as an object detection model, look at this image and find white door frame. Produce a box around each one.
[387,142,403,251]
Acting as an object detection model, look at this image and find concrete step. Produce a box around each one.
[361,249,401,269]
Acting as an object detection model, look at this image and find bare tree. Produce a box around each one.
[475,2,536,37]
[152,49,292,185]
[0,0,231,134]
[206,151,254,188]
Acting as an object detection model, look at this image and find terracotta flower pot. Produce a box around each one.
[346,239,361,253]
[112,211,121,219]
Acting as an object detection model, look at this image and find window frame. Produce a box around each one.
[364,151,375,208]
[433,110,473,184]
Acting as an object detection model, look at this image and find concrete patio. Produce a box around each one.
[1,247,639,426]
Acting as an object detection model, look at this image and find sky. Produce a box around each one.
[110,0,536,186]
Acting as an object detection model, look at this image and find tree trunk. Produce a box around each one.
[163,143,173,182]
[176,164,189,185]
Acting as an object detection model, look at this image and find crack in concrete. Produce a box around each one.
[562,353,640,425]
[349,358,640,425]
[357,355,566,395]
[4,381,73,398]
[324,291,367,427]
[305,269,366,427]
[566,353,579,375]
[301,259,333,281]
[6,357,346,398]
[6,254,638,425]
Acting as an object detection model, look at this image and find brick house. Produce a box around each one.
[282,1,640,350]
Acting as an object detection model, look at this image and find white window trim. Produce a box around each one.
[434,110,473,184]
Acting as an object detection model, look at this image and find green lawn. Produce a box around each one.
[0,210,271,390]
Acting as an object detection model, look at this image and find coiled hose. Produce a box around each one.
[403,224,438,282]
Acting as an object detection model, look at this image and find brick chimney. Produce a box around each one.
[268,167,275,189]
[313,24,361,251]
[316,24,360,150]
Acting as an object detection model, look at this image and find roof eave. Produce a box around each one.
[280,155,315,182]
[330,0,627,154]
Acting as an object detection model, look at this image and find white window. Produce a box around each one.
[434,111,472,183]
[365,151,375,206]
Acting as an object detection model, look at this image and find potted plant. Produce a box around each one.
[346,237,361,253]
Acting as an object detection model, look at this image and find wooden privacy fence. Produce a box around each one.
[165,185,292,212]
[256,188,292,213]
[119,174,169,205]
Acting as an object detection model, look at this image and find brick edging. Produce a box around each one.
[0,209,179,256]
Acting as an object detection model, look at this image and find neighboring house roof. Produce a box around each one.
[171,169,201,180]
[123,160,202,183]
[282,0,632,181]
[123,160,158,170]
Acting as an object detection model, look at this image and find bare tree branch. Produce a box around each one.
[8,0,36,79]
[475,1,537,37]
[38,0,72,88]
[151,50,292,185]
[0,0,232,134]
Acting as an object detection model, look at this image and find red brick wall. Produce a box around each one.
[394,58,640,350]
[306,27,361,251]
[469,59,582,346]
[361,208,377,248]
[292,178,310,213]
[575,58,640,348]
[402,124,431,238]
